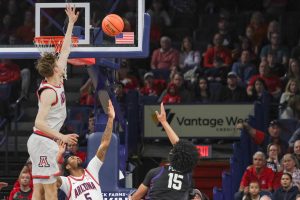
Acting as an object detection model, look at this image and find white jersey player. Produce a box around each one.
[27,4,79,200]
[57,100,115,200]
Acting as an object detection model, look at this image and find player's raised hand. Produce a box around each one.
[65,4,79,24]
[155,102,167,123]
[107,100,115,119]
[0,182,8,190]
[62,133,79,145]
[57,140,66,155]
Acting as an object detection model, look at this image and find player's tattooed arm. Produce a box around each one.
[97,100,115,162]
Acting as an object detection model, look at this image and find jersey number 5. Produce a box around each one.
[84,193,92,200]
[168,173,183,190]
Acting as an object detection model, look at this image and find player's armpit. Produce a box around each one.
[130,184,148,200]
[56,177,62,188]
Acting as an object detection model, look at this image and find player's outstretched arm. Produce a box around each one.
[155,102,179,145]
[57,4,79,69]
[35,89,78,144]
[96,100,115,162]
[129,184,148,200]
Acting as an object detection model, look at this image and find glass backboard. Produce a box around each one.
[0,0,149,58]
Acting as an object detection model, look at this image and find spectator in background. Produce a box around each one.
[147,0,171,27]
[280,95,300,119]
[244,26,260,56]
[260,195,272,200]
[118,59,139,92]
[242,181,261,200]
[281,153,300,190]
[9,172,32,200]
[266,143,281,172]
[8,35,32,100]
[236,120,288,156]
[247,78,270,103]
[217,17,237,49]
[159,72,192,103]
[290,38,300,62]
[13,159,33,190]
[0,59,21,102]
[279,79,300,116]
[0,14,15,44]
[260,32,289,67]
[288,127,300,149]
[232,49,257,87]
[139,72,166,97]
[15,10,34,44]
[79,78,95,106]
[215,72,247,103]
[272,172,299,200]
[266,50,285,77]
[247,60,282,99]
[151,36,179,70]
[232,36,256,62]
[162,83,181,104]
[266,143,282,190]
[266,20,280,42]
[179,36,200,73]
[146,0,171,46]
[192,77,211,103]
[189,188,209,200]
[293,140,300,164]
[65,142,86,164]
[247,11,268,52]
[203,33,232,81]
[281,59,300,87]
[234,152,274,200]
[114,82,126,109]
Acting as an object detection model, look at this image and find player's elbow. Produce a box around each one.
[34,119,44,130]
[99,143,109,151]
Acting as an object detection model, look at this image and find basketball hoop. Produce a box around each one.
[33,36,79,55]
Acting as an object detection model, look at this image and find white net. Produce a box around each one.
[34,36,64,56]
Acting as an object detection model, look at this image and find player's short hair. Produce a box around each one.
[169,140,199,173]
[36,53,57,78]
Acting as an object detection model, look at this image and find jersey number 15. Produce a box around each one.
[168,173,183,190]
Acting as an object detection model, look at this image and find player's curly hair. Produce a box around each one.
[36,53,57,78]
[62,152,74,176]
[169,140,199,173]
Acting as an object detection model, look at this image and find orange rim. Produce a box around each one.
[34,36,78,53]
[33,36,78,45]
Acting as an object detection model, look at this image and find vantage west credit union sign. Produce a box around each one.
[144,104,254,138]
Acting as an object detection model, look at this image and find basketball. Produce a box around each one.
[102,14,124,37]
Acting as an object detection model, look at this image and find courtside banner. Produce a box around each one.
[144,104,254,138]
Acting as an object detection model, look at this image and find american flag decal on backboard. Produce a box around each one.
[115,32,134,44]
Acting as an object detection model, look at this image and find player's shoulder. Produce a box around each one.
[147,166,164,177]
